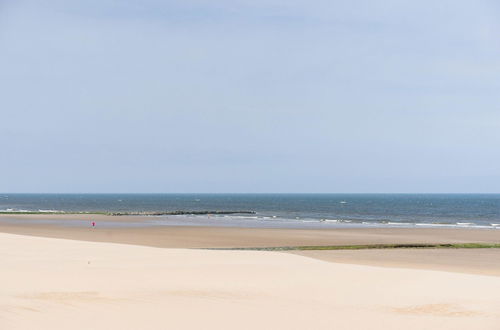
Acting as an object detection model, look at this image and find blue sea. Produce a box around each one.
[1,194,499,229]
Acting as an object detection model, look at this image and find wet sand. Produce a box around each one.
[1,214,500,248]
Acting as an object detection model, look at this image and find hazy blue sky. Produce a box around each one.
[1,0,499,193]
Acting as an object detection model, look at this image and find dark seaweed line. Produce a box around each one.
[0,210,256,216]
[109,210,256,216]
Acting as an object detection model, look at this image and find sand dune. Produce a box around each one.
[292,248,500,276]
[2,233,500,330]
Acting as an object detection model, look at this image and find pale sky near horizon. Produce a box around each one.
[1,0,499,193]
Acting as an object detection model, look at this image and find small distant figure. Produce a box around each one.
[91,221,96,228]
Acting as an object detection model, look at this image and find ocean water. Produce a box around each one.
[1,194,499,229]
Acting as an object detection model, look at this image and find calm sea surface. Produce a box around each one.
[1,194,500,229]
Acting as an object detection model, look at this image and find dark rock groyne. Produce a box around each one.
[107,210,256,216]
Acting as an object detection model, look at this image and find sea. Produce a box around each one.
[1,193,499,229]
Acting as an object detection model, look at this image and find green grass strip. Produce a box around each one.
[207,243,500,251]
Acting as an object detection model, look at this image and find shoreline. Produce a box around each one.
[1,213,499,230]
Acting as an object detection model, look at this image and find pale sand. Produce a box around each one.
[2,233,500,330]
[291,249,500,277]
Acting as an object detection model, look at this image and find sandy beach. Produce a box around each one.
[4,0,499,327]
[2,214,500,329]
[2,214,500,249]
[2,214,500,276]
[1,232,500,330]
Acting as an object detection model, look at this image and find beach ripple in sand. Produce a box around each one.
[17,291,118,305]
[391,303,480,317]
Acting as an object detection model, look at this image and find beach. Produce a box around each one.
[1,213,500,276]
[4,0,499,326]
[1,214,500,329]
[2,214,500,249]
[2,232,500,330]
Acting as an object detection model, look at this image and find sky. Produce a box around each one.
[1,0,499,193]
